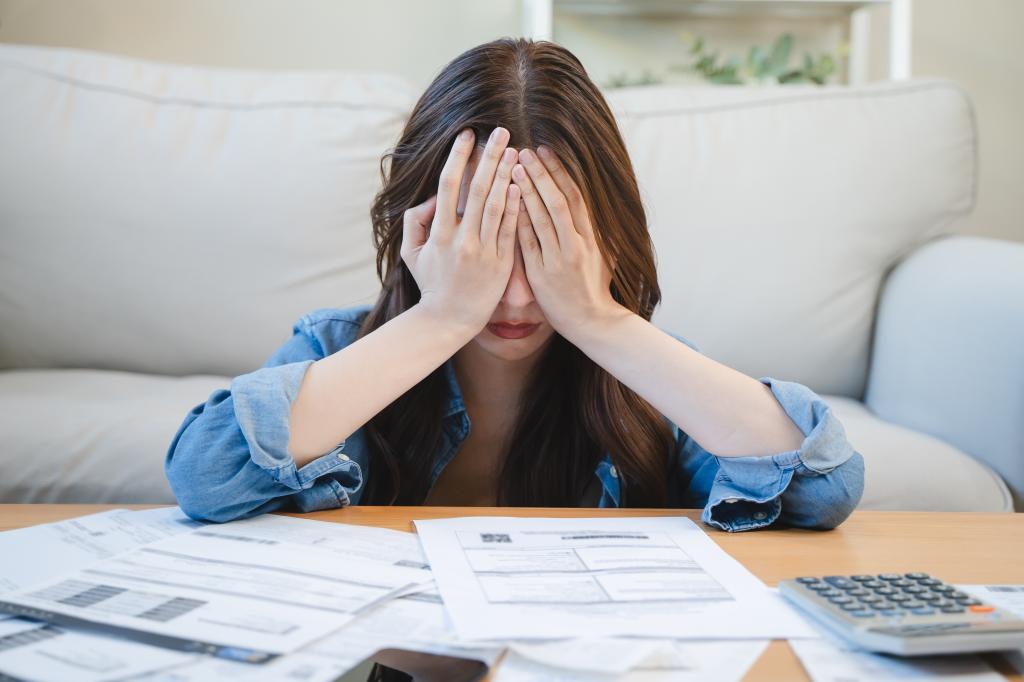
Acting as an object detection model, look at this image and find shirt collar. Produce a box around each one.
[442,356,467,419]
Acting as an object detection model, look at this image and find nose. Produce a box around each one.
[501,242,535,307]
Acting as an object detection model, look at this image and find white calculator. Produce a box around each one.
[778,573,1024,656]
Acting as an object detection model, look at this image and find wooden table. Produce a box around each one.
[2,505,1022,680]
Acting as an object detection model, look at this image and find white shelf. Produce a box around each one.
[522,0,911,82]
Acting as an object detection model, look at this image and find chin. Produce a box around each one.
[474,326,555,361]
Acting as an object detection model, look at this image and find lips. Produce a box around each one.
[487,321,540,340]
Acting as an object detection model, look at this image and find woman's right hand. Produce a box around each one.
[400,126,521,333]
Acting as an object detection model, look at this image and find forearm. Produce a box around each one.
[564,306,806,457]
[288,303,476,466]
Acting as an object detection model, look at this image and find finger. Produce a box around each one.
[460,127,510,241]
[535,145,595,242]
[496,184,520,261]
[512,162,560,256]
[516,197,543,269]
[480,147,517,248]
[518,148,578,254]
[401,194,437,262]
[435,128,476,239]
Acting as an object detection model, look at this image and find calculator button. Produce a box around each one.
[839,602,863,610]
[851,575,875,582]
[879,574,902,581]
[904,585,926,594]
[847,588,868,597]
[891,579,912,588]
[919,593,942,602]
[824,578,856,589]
[829,596,854,605]
[796,577,820,584]
[888,594,911,602]
[969,605,994,613]
[949,591,970,600]
[920,578,942,586]
[818,589,842,598]
[934,585,956,593]
[808,583,830,591]
[859,595,884,604]
[875,587,896,596]
[959,598,982,606]
[862,580,884,589]
[878,608,905,616]
[940,605,966,613]
[910,607,935,615]
[905,573,929,580]
[849,610,876,618]
[902,600,925,609]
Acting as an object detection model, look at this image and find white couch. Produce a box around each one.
[0,43,1019,512]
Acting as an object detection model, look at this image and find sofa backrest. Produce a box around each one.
[0,44,976,397]
[0,44,412,378]
[608,81,976,398]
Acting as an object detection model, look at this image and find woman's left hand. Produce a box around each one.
[512,146,625,336]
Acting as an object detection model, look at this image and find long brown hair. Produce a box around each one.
[357,38,675,507]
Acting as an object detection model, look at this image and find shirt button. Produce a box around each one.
[753,511,768,520]
[608,465,618,479]
[337,453,350,461]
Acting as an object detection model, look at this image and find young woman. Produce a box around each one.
[165,38,864,532]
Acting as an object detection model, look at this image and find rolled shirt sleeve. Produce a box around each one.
[165,314,363,522]
[661,331,865,532]
[669,377,865,532]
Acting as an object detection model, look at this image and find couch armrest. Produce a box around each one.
[864,235,1024,510]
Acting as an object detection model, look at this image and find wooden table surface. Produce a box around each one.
[2,505,1022,681]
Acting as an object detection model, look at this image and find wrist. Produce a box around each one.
[410,299,485,343]
[560,301,634,347]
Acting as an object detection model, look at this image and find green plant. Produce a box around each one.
[675,33,837,85]
[602,33,839,89]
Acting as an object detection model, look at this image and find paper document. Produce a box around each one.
[305,588,502,669]
[0,519,430,659]
[789,638,1002,682]
[197,513,429,569]
[0,623,191,682]
[414,516,818,640]
[0,507,199,594]
[495,640,770,682]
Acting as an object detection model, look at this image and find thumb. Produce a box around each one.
[401,194,438,255]
[399,193,436,266]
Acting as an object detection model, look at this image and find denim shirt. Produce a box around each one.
[165,305,865,532]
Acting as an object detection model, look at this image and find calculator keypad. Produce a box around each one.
[792,573,994,620]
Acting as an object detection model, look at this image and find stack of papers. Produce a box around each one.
[0,509,1020,682]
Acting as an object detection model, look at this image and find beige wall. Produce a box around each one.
[0,0,522,86]
[910,0,1023,243]
[1,0,1020,242]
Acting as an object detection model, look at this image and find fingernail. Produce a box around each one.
[537,145,550,159]
[512,164,525,179]
[459,128,473,142]
[520,148,535,163]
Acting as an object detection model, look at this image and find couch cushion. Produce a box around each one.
[0,43,416,377]
[822,395,1012,512]
[608,81,977,398]
[0,369,228,503]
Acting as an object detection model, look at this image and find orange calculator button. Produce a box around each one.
[969,605,994,613]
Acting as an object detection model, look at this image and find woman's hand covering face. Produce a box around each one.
[400,127,521,332]
[511,146,620,335]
